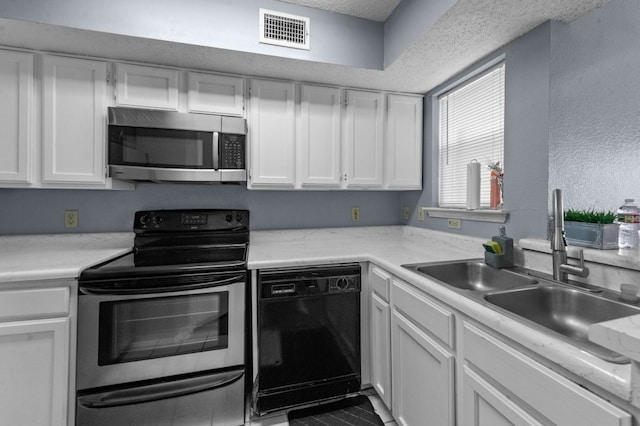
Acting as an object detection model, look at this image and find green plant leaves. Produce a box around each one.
[564,209,616,224]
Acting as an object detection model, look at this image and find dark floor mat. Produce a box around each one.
[287,395,385,426]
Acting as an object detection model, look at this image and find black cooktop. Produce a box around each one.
[80,209,249,283]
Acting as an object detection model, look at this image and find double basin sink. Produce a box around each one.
[402,259,640,364]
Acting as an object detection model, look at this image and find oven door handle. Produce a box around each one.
[79,273,245,295]
[77,369,244,408]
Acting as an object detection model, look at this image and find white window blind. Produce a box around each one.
[439,62,504,208]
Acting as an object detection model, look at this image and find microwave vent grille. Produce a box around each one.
[259,8,310,50]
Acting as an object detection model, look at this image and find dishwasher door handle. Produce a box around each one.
[78,369,244,408]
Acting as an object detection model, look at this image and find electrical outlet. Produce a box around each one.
[65,210,78,228]
[403,206,410,220]
[418,208,425,221]
[352,207,360,221]
[447,218,461,229]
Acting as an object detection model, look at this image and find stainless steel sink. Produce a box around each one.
[484,285,640,363]
[403,259,538,291]
[402,259,640,363]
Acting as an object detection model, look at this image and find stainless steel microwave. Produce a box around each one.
[107,107,247,183]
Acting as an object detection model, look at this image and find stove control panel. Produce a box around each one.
[134,209,249,233]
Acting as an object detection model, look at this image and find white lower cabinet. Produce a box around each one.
[0,284,72,426]
[367,264,632,426]
[390,277,455,426]
[369,265,392,409]
[462,365,544,426]
[462,322,631,426]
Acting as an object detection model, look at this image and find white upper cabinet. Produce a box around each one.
[299,85,342,188]
[188,72,244,116]
[115,63,179,110]
[343,90,384,188]
[0,50,33,184]
[385,94,423,189]
[248,79,296,187]
[42,55,107,184]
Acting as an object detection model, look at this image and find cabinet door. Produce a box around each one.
[299,85,341,187]
[462,366,543,426]
[0,50,33,184]
[42,55,107,184]
[371,292,391,409]
[385,94,423,189]
[115,63,179,110]
[391,309,455,426]
[343,90,383,188]
[248,79,296,187]
[188,72,244,116]
[0,318,69,426]
[463,323,631,426]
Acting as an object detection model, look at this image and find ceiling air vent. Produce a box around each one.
[259,8,310,50]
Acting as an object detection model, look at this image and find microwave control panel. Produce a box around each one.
[220,134,246,169]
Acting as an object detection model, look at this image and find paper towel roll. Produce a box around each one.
[467,160,481,210]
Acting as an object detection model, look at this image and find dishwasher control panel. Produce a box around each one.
[258,264,361,299]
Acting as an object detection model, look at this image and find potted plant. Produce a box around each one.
[563,209,618,249]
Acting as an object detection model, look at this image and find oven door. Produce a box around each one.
[77,273,245,390]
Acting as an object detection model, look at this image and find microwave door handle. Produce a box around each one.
[77,369,244,408]
[213,131,219,169]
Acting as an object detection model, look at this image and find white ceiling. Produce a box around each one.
[0,0,610,93]
[277,0,402,22]
[272,0,609,92]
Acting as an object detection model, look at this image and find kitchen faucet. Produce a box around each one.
[551,189,590,282]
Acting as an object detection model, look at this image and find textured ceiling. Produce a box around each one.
[0,0,610,93]
[277,0,401,21]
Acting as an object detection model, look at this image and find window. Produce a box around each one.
[438,62,505,208]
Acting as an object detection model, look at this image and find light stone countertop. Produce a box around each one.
[0,227,635,408]
[0,232,133,283]
[520,237,640,272]
[248,226,634,406]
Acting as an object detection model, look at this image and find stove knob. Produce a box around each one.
[139,214,151,225]
[153,215,164,225]
[225,214,233,222]
[236,214,244,223]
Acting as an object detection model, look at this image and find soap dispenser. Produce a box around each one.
[484,226,514,268]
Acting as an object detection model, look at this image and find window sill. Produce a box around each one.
[423,207,509,223]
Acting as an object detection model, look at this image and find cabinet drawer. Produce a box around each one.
[0,287,69,321]
[463,322,631,426]
[369,265,390,301]
[391,278,454,348]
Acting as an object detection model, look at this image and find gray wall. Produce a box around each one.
[405,0,640,242]
[403,23,552,242]
[3,0,637,238]
[0,184,402,234]
[0,0,383,69]
[549,0,640,212]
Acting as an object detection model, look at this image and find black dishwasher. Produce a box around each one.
[254,263,361,414]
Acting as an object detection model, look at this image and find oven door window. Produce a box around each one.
[98,292,228,365]
[109,126,213,169]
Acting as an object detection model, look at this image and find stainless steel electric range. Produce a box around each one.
[76,209,249,426]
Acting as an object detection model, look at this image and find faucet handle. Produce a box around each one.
[559,248,590,279]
